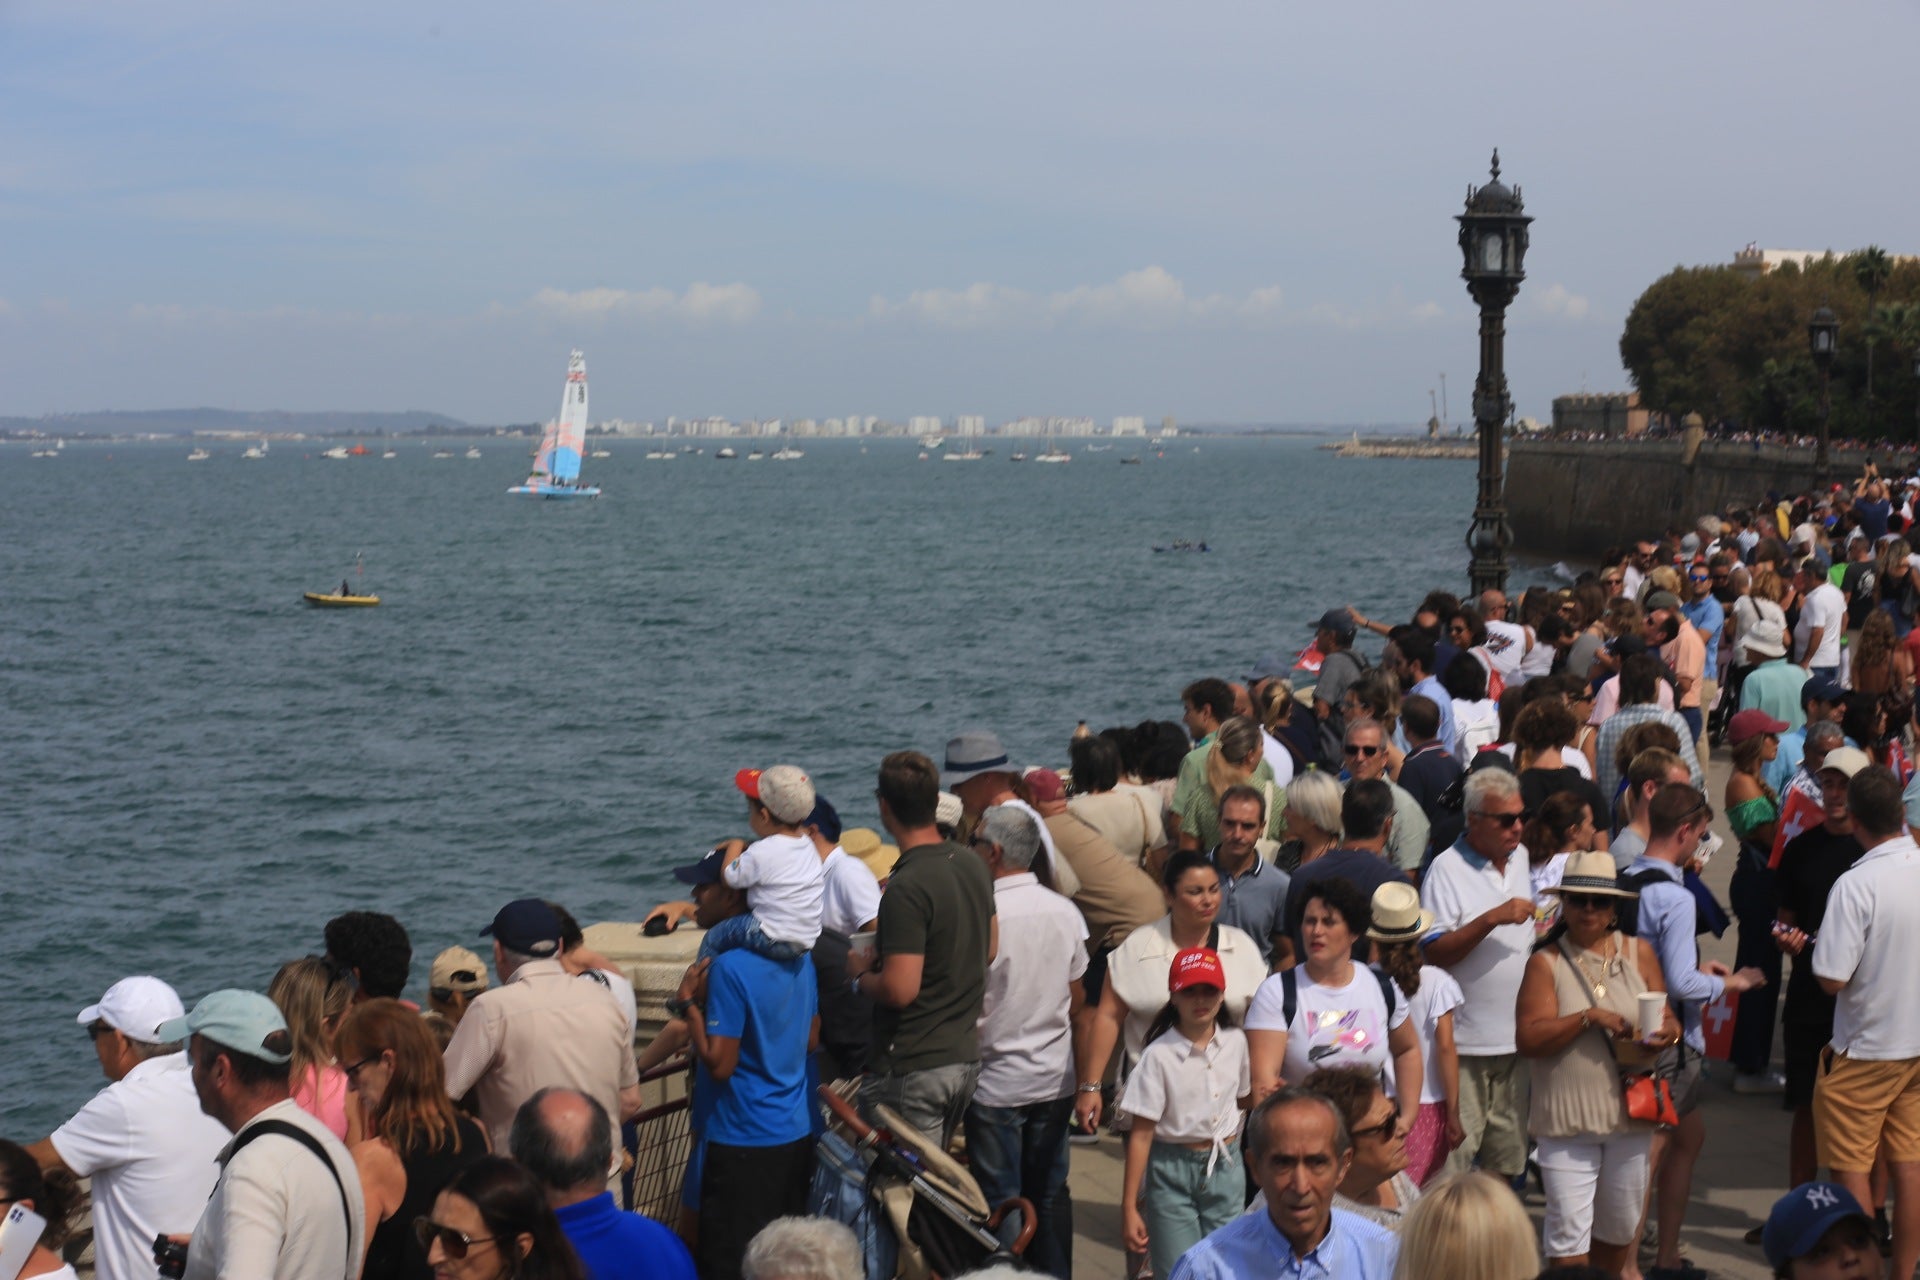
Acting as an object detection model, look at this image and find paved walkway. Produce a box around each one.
[1064,751,1790,1280]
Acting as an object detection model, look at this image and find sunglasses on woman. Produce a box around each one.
[1352,1110,1401,1140]
[1562,893,1614,911]
[412,1217,498,1260]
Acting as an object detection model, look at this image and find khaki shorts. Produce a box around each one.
[1813,1047,1920,1171]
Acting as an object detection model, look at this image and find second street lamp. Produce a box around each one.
[1809,303,1838,485]
[1457,149,1531,595]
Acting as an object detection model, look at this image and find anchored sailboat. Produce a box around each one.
[508,350,601,499]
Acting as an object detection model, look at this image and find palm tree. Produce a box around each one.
[1869,300,1920,445]
[1854,246,1895,417]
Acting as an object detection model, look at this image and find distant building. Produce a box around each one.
[909,415,944,435]
[955,415,986,436]
[1731,243,1917,279]
[1161,415,1179,438]
[1111,416,1146,436]
[1552,392,1648,438]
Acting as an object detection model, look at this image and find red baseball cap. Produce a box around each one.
[1169,947,1226,993]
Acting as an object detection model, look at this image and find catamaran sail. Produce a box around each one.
[509,350,601,498]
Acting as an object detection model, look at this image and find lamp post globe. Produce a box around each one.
[1456,149,1532,595]
[1809,303,1838,484]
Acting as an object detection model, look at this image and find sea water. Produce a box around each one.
[1,436,1541,1135]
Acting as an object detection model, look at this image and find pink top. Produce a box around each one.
[291,1063,350,1139]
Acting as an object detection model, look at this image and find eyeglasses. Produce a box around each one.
[1474,810,1527,827]
[86,1021,112,1041]
[1344,744,1382,758]
[412,1217,499,1260]
[341,1056,379,1079]
[1351,1110,1401,1141]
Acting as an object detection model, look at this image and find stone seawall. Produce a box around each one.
[1507,438,1889,558]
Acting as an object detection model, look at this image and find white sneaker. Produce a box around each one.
[1732,1069,1786,1094]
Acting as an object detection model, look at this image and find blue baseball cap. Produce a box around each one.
[1763,1181,1873,1271]
[156,989,292,1064]
[806,796,842,843]
[1246,652,1292,683]
[480,899,562,957]
[672,848,729,887]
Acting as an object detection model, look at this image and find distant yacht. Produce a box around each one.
[770,447,804,461]
[1009,451,1028,462]
[382,447,397,459]
[942,448,984,462]
[1085,443,1112,453]
[716,446,738,460]
[433,448,455,459]
[918,434,946,450]
[187,447,211,461]
[508,350,601,499]
[242,439,268,459]
[746,449,765,461]
[1035,443,1071,463]
[465,446,482,459]
[321,446,351,460]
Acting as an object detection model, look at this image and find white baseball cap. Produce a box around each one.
[78,975,187,1044]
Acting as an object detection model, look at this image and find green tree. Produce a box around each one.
[1852,247,1895,416]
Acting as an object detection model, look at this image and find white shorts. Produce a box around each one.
[1535,1130,1654,1257]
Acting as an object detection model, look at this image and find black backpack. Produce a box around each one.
[1610,868,1669,937]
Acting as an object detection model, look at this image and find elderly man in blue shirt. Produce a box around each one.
[1170,1088,1399,1280]
[1627,784,1768,1280]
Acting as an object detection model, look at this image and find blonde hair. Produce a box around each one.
[1392,1172,1540,1280]
[1204,716,1263,803]
[268,957,351,1102]
[1751,567,1785,604]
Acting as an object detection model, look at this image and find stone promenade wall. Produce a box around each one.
[1507,438,1885,558]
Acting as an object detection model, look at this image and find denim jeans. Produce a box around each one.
[1141,1138,1243,1280]
[962,1095,1074,1279]
[862,1061,981,1150]
[697,911,807,962]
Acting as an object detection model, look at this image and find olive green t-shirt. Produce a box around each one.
[871,839,996,1075]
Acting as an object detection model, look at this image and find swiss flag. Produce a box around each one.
[1703,991,1739,1061]
[1293,642,1325,675]
[1770,784,1825,869]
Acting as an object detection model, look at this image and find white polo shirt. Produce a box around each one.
[1420,841,1534,1055]
[1813,833,1920,1060]
[50,1053,229,1280]
[974,873,1089,1108]
[820,845,882,937]
[184,1098,366,1280]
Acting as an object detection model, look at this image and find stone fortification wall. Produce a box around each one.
[1507,438,1850,558]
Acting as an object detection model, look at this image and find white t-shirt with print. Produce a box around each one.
[1245,965,1409,1087]
[1483,620,1532,681]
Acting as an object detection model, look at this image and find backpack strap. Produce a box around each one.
[1372,965,1398,1019]
[225,1118,354,1275]
[1281,967,1298,1028]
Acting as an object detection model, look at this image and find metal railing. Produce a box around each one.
[624,1054,693,1223]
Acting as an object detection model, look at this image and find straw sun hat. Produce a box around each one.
[1365,881,1435,944]
[1542,849,1641,899]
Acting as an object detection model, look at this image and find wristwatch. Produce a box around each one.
[665,996,692,1018]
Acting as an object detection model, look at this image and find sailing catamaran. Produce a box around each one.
[508,350,601,499]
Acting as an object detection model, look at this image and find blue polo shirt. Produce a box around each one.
[693,948,817,1147]
[554,1192,696,1280]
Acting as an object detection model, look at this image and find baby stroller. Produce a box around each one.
[813,1084,1036,1280]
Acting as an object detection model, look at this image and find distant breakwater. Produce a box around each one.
[1321,436,1476,459]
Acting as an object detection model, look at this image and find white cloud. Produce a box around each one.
[529,283,761,325]
[869,266,1283,330]
[1532,283,1591,321]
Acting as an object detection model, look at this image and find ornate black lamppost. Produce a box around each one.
[1809,303,1838,485]
[1457,150,1531,595]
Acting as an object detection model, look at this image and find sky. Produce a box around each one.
[2,1,1915,427]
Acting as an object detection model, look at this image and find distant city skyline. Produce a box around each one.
[2,1,1914,425]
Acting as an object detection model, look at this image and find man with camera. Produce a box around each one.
[161,988,365,1280]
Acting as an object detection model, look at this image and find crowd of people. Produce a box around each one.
[12,462,1920,1280]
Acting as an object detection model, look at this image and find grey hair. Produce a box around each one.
[1697,515,1723,539]
[1806,720,1846,749]
[1215,715,1262,765]
[1284,771,1345,839]
[1246,1086,1352,1162]
[1344,716,1385,743]
[1463,766,1522,815]
[742,1216,863,1280]
[128,1037,184,1062]
[509,1086,612,1192]
[978,804,1041,871]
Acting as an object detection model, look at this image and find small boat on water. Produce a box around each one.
[1009,452,1028,462]
[433,449,455,459]
[746,450,765,461]
[1120,455,1143,465]
[1153,540,1211,553]
[382,447,397,459]
[465,446,482,459]
[716,446,738,460]
[770,447,805,461]
[303,590,381,607]
[187,447,211,461]
[508,350,601,499]
[321,446,351,460]
[590,445,612,458]
[242,439,268,459]
[942,449,984,462]
[1035,446,1071,464]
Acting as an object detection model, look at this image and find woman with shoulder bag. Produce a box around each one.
[1516,851,1682,1274]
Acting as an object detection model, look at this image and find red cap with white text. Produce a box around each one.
[1168,947,1226,993]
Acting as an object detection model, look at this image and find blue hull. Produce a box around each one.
[507,483,601,499]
